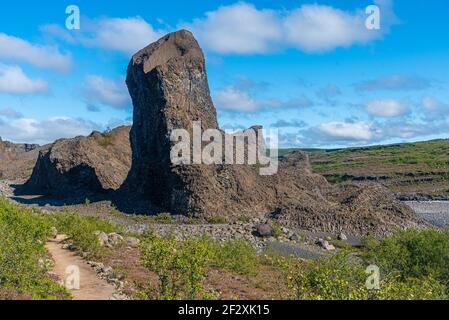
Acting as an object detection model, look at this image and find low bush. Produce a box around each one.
[49,212,120,259]
[211,239,258,275]
[139,232,212,300]
[364,229,449,286]
[0,198,70,299]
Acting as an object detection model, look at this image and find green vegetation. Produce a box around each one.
[155,212,173,224]
[278,229,449,300]
[206,215,228,224]
[139,232,213,300]
[364,229,449,286]
[0,198,70,300]
[279,139,449,196]
[2,197,449,300]
[49,211,120,259]
[210,239,258,275]
[95,130,115,148]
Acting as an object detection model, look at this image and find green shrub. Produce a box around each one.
[139,233,213,300]
[0,198,70,299]
[287,252,369,300]
[364,229,449,284]
[155,213,172,224]
[272,222,283,239]
[211,239,258,275]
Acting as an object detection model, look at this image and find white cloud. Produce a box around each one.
[318,121,373,141]
[182,1,393,54]
[0,116,99,145]
[83,17,165,54]
[43,17,165,55]
[214,86,258,112]
[365,99,406,117]
[283,5,379,52]
[183,2,282,54]
[83,75,131,109]
[0,33,72,72]
[0,64,48,95]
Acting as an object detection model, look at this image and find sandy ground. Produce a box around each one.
[46,235,117,300]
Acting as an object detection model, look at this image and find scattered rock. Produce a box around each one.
[125,236,140,248]
[255,223,274,238]
[108,233,124,246]
[338,232,348,241]
[95,231,109,247]
[316,239,335,251]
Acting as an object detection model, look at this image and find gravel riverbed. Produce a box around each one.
[404,201,449,227]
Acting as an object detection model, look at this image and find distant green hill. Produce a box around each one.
[278,139,449,198]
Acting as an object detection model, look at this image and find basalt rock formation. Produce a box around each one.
[21,126,131,199]
[0,138,41,181]
[120,30,423,235]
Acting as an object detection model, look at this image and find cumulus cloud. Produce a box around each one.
[214,86,258,112]
[364,99,407,117]
[354,75,432,91]
[283,5,379,52]
[0,64,48,95]
[0,107,23,119]
[0,33,72,72]
[83,75,131,109]
[317,121,373,141]
[214,85,313,112]
[0,116,99,145]
[43,17,165,55]
[183,2,282,54]
[183,0,394,54]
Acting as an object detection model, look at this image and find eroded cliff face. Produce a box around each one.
[0,139,41,181]
[119,30,423,236]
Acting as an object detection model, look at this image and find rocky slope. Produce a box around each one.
[0,138,41,181]
[20,126,131,199]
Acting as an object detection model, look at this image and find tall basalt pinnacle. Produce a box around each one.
[124,30,219,208]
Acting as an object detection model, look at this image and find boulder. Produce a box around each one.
[125,236,141,248]
[316,239,336,251]
[95,231,109,247]
[255,223,274,238]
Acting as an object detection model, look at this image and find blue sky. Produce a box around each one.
[0,0,448,147]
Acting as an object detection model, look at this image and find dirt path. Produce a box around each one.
[46,236,117,300]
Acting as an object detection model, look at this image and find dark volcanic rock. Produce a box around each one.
[0,138,41,181]
[21,126,131,199]
[119,30,423,236]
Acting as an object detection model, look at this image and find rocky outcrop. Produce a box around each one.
[21,126,131,198]
[0,138,41,181]
[119,30,423,236]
